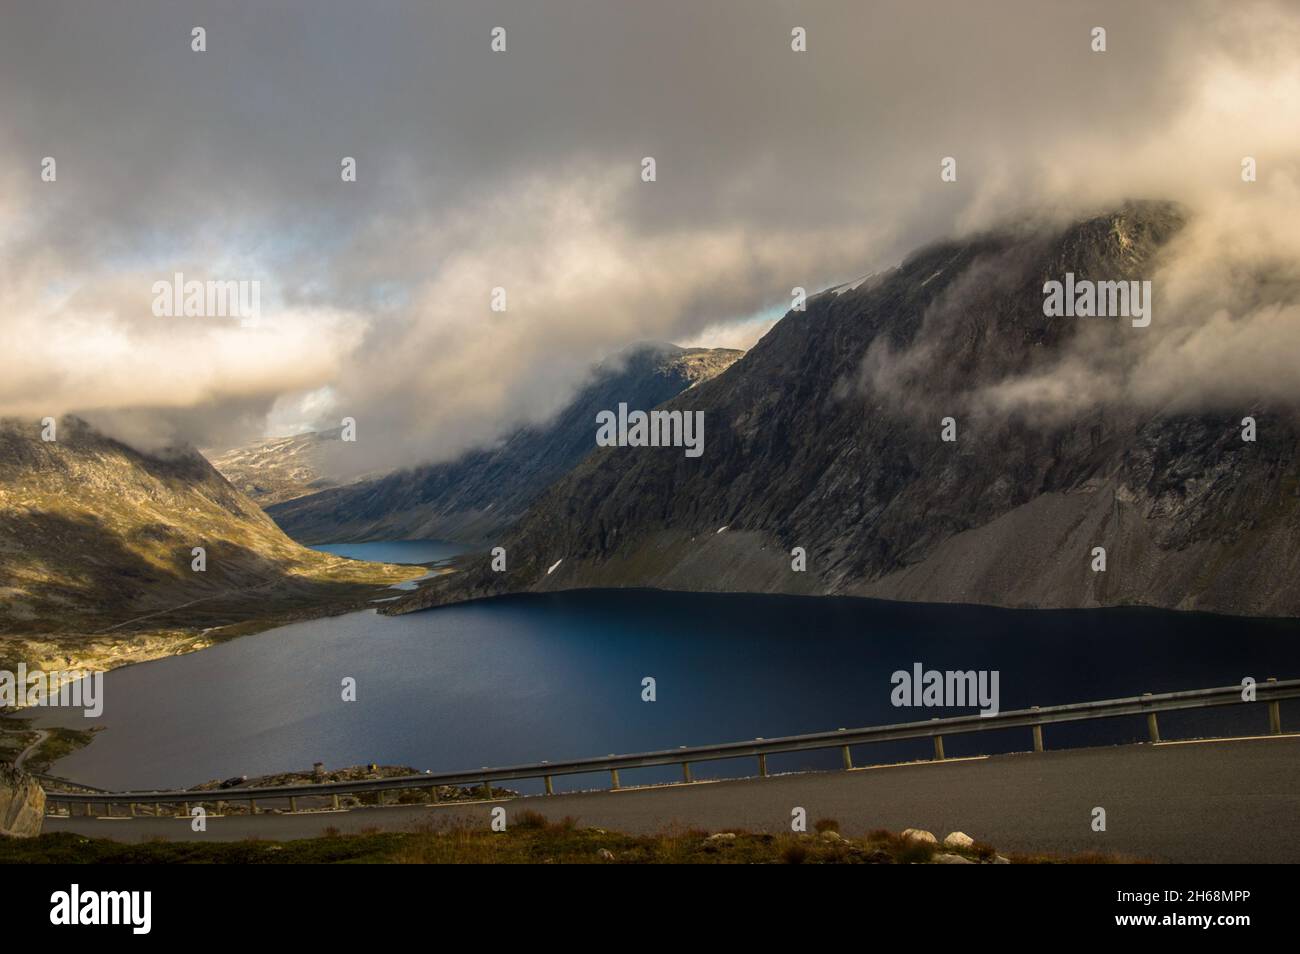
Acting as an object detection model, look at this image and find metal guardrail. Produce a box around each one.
[44,677,1299,817]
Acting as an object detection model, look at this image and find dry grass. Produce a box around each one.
[1,817,1145,865]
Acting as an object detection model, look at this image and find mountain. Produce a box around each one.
[265,343,743,545]
[0,418,418,673]
[205,428,368,507]
[389,201,1300,619]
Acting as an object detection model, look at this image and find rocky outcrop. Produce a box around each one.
[0,763,45,837]
[388,202,1300,620]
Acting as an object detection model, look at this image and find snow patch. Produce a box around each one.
[831,272,875,296]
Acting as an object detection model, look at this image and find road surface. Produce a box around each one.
[44,735,1300,862]
[13,729,49,772]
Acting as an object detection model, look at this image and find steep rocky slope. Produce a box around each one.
[390,202,1300,619]
[206,428,370,506]
[266,344,742,545]
[0,418,419,672]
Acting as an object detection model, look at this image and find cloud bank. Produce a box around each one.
[1,0,1297,471]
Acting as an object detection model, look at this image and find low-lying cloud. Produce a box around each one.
[1,0,1297,472]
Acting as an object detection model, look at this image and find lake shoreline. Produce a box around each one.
[16,587,1300,793]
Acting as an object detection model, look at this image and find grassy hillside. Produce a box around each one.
[0,417,423,675]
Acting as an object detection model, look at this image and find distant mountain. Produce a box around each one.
[0,418,416,672]
[390,201,1300,619]
[206,428,370,506]
[266,343,743,545]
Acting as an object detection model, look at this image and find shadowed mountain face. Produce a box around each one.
[265,344,743,545]
[391,202,1300,619]
[0,419,416,669]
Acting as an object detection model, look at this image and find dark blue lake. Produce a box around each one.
[23,586,1300,792]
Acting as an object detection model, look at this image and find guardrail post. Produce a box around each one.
[331,793,340,810]
[1031,706,1044,752]
[249,798,257,815]
[1144,693,1160,743]
[481,780,492,799]
[216,800,226,815]
[543,775,554,795]
[288,797,297,813]
[757,753,768,777]
[933,735,945,761]
[1268,677,1282,734]
[682,762,692,783]
[610,769,620,790]
[836,729,852,770]
[181,801,190,818]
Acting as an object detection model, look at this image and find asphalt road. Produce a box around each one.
[13,729,48,772]
[45,735,1300,862]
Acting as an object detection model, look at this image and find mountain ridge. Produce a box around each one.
[387,201,1300,619]
[264,343,742,545]
[205,427,373,507]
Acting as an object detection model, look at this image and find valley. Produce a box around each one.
[0,418,424,679]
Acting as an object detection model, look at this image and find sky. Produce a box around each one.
[1,0,1297,473]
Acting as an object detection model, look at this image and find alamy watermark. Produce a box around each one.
[1043,272,1151,328]
[151,272,260,327]
[595,403,704,458]
[50,885,150,934]
[891,662,1000,717]
[0,664,104,717]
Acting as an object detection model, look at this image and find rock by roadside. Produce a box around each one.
[0,762,45,837]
